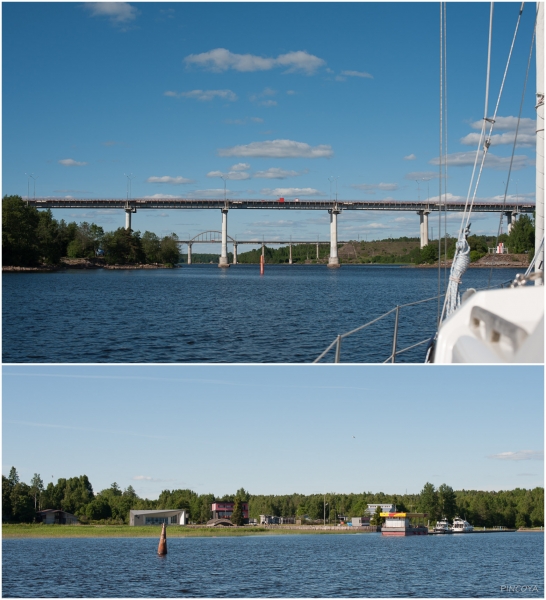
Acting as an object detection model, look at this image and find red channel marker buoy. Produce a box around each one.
[158,522,167,555]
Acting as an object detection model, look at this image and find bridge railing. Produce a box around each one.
[314,278,515,363]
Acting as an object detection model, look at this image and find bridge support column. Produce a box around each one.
[328,209,340,268]
[125,205,136,230]
[316,243,319,260]
[261,243,265,257]
[289,244,292,264]
[233,242,237,265]
[418,210,430,248]
[505,211,517,234]
[218,208,230,268]
[187,243,192,265]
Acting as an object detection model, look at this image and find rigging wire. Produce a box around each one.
[487,6,537,289]
[441,2,526,322]
[443,3,449,294]
[438,2,445,325]
[463,2,526,232]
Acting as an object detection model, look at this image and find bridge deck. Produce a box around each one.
[25,198,534,212]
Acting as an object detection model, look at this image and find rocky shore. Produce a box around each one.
[3,258,180,272]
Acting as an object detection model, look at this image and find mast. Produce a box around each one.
[536,2,544,283]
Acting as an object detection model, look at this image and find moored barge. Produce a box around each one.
[381,512,429,536]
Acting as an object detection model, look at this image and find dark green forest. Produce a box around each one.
[2,195,180,266]
[3,468,543,528]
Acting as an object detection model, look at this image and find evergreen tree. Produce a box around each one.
[418,482,439,520]
[438,484,457,521]
[370,505,384,526]
[231,497,245,526]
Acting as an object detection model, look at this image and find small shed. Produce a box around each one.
[36,509,79,525]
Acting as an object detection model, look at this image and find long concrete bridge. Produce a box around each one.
[26,197,535,269]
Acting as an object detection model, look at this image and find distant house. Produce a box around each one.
[36,509,79,525]
[351,517,371,527]
[211,502,249,521]
[260,515,296,525]
[129,509,188,526]
[366,504,397,515]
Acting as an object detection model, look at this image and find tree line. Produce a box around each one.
[2,469,543,528]
[2,195,180,266]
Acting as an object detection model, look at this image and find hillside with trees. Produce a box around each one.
[3,469,542,528]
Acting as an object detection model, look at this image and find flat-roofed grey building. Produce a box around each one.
[130,509,188,526]
[36,509,79,525]
[366,504,397,515]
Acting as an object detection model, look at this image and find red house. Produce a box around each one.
[211,502,249,520]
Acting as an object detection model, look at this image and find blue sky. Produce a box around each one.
[2,365,543,498]
[2,2,538,251]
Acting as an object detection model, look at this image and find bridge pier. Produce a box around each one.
[316,243,319,260]
[289,244,292,264]
[418,210,430,248]
[505,210,518,234]
[125,205,136,230]
[218,208,230,268]
[187,243,192,265]
[233,242,238,265]
[328,209,340,268]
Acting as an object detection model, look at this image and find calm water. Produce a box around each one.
[2,265,520,363]
[2,533,543,597]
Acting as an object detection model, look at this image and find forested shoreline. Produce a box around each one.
[2,195,180,267]
[3,468,543,528]
[3,195,535,267]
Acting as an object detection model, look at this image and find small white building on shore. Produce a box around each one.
[129,509,188,526]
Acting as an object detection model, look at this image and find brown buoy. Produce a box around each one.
[157,523,167,555]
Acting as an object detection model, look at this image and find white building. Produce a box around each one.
[366,503,397,515]
[129,509,188,526]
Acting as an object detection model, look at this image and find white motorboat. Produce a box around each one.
[451,517,474,533]
[433,518,452,534]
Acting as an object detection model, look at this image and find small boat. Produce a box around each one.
[433,518,452,534]
[381,512,428,536]
[451,517,474,533]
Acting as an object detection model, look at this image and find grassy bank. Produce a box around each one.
[2,524,369,539]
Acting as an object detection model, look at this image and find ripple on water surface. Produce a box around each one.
[2,265,520,363]
[2,533,543,597]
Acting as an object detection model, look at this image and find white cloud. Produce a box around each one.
[460,132,535,148]
[286,90,297,95]
[142,194,179,199]
[59,158,87,167]
[251,117,264,123]
[261,187,322,197]
[184,48,326,74]
[146,176,194,185]
[84,2,137,23]
[230,163,250,171]
[488,450,544,461]
[429,151,531,170]
[470,116,535,133]
[340,70,373,79]
[351,183,399,192]
[260,100,277,107]
[404,154,417,161]
[218,139,333,158]
[207,170,250,181]
[461,117,536,147]
[254,168,302,179]
[405,171,439,181]
[164,89,237,102]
